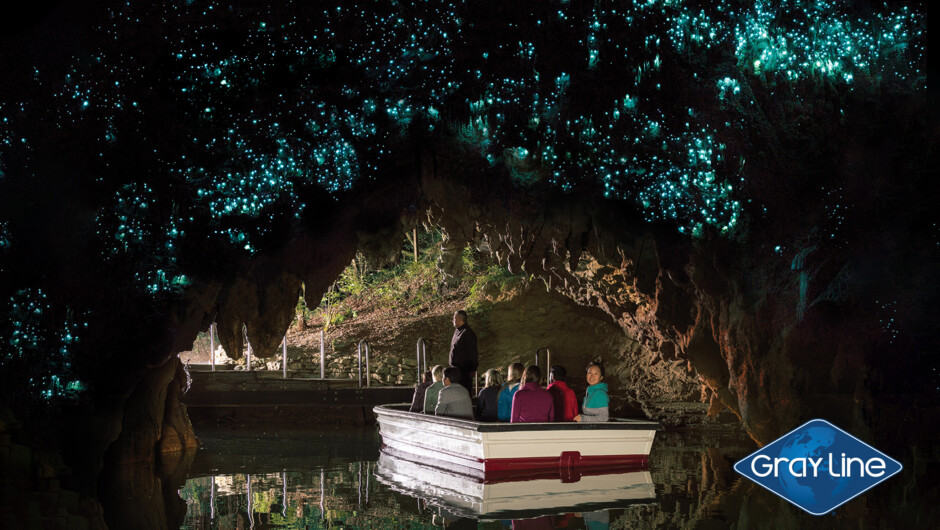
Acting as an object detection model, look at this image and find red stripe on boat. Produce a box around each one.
[482,453,649,472]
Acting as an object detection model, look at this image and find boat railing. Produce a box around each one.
[373,403,664,431]
[358,339,371,387]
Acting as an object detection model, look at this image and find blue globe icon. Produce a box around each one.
[772,424,849,513]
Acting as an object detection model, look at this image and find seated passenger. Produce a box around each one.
[476,369,502,421]
[409,370,433,412]
[435,366,474,420]
[574,361,609,423]
[510,365,554,423]
[547,365,578,422]
[497,362,525,422]
[422,365,445,414]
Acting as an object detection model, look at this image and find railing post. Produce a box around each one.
[282,470,287,518]
[358,340,370,387]
[536,347,551,384]
[210,475,215,520]
[320,330,325,379]
[209,323,216,371]
[416,338,428,381]
[282,334,288,379]
[245,325,252,372]
[246,473,253,529]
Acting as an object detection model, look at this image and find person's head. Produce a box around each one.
[452,310,468,328]
[442,366,461,386]
[507,362,525,382]
[549,365,567,384]
[431,365,445,382]
[522,364,542,385]
[483,368,502,388]
[421,370,433,384]
[586,361,605,386]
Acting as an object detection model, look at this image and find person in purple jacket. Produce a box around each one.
[510,365,554,423]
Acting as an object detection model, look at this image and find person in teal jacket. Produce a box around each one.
[574,361,609,422]
[497,362,525,421]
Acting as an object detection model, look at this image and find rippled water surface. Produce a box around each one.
[175,422,915,529]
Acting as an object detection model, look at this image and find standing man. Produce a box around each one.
[449,310,479,391]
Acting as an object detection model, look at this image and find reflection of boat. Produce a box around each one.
[375,450,656,519]
[374,404,662,478]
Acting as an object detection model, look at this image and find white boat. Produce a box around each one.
[373,403,663,479]
[375,449,656,519]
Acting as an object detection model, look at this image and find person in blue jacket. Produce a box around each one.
[497,362,524,421]
[574,361,609,422]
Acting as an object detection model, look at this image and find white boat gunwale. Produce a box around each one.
[374,403,664,432]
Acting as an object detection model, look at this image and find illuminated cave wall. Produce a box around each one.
[0,1,933,443]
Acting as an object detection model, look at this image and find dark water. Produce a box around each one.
[171,424,921,529]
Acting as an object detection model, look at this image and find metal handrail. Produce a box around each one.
[282,334,288,379]
[320,330,326,379]
[210,474,215,520]
[209,323,216,371]
[358,339,371,387]
[245,325,252,372]
[246,473,253,528]
[536,347,551,382]
[416,338,428,380]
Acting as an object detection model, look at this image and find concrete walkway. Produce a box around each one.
[183,370,414,408]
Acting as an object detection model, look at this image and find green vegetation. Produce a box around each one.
[467,264,526,311]
[301,228,526,327]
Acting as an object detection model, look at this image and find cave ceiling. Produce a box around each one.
[0,0,933,434]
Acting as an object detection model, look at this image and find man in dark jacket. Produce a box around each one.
[448,310,479,391]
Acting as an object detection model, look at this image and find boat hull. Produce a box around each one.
[374,404,662,478]
[375,449,656,519]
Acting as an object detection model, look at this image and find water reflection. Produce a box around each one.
[178,425,759,529]
[175,424,913,528]
[181,465,635,529]
[183,467,380,528]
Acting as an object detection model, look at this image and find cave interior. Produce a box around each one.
[0,0,936,527]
